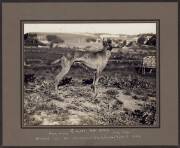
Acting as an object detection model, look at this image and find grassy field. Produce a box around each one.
[23,33,158,127]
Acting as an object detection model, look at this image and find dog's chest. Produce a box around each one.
[105,50,111,58]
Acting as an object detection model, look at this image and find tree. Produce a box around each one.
[137,35,146,45]
[24,33,38,46]
[146,35,156,46]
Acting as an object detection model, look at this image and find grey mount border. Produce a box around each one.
[0,0,179,2]
[0,0,179,148]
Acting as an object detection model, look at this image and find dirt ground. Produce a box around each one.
[23,47,158,127]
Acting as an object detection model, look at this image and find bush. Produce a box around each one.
[24,33,37,39]
[86,37,96,43]
[46,35,64,43]
[146,35,156,46]
[47,35,58,41]
[24,33,38,46]
[137,35,146,45]
[47,35,64,48]
[137,34,156,47]
[106,89,119,96]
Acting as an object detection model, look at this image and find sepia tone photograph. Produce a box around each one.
[22,22,159,127]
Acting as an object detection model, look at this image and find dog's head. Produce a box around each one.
[103,38,113,51]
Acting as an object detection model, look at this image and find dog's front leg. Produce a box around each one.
[91,72,96,92]
[92,70,100,99]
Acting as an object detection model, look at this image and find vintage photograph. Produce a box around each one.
[23,22,159,127]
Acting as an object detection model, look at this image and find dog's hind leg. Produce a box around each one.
[55,56,72,91]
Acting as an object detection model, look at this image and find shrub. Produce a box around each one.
[146,35,156,46]
[106,89,119,96]
[86,37,96,43]
[137,35,146,45]
[24,33,38,46]
[47,35,58,41]
[47,35,64,48]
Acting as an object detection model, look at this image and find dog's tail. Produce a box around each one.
[51,58,61,65]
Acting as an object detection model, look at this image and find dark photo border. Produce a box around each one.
[21,20,160,129]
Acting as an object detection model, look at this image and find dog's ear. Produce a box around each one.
[103,39,113,51]
[102,39,107,47]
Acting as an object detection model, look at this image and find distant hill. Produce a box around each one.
[24,32,157,50]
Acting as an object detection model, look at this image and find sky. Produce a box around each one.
[24,23,156,35]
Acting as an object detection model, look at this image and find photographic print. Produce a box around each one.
[22,22,159,127]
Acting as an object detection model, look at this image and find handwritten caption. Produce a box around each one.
[35,129,141,142]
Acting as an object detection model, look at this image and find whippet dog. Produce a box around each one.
[53,39,113,98]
